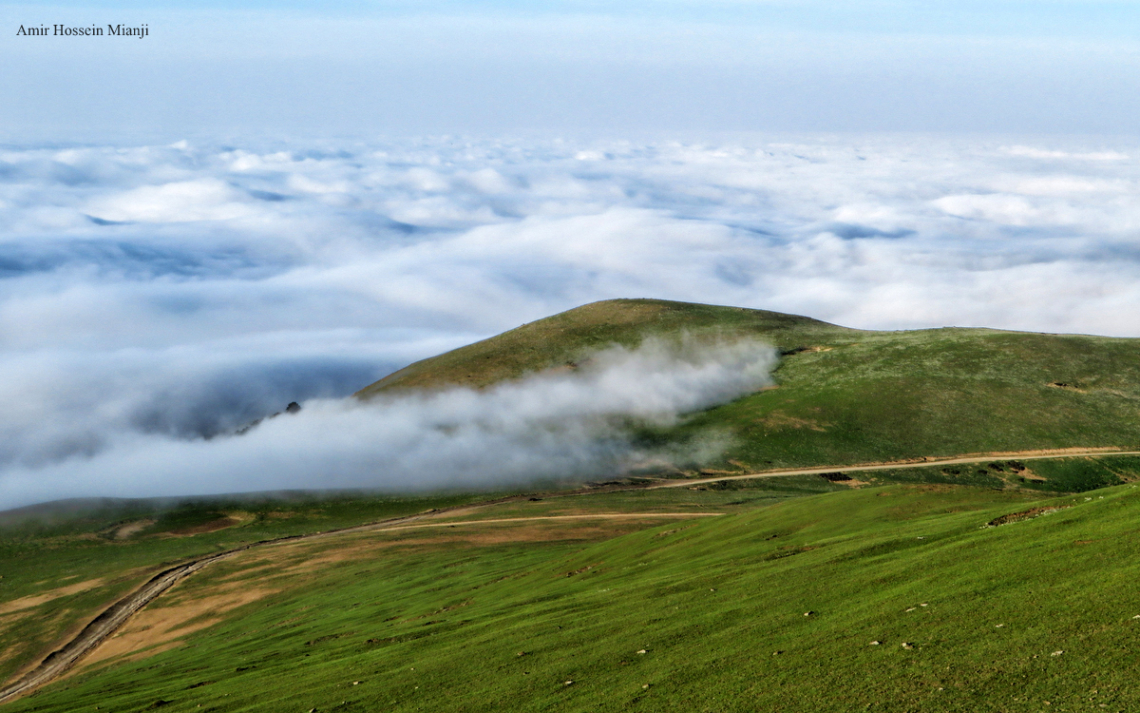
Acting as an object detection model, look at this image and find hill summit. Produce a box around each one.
[356,298,845,396]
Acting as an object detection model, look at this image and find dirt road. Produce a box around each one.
[655,448,1140,489]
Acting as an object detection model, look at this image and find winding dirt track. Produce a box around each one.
[2,446,1137,704]
[654,448,1140,489]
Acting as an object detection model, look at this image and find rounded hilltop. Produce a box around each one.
[354,298,848,396]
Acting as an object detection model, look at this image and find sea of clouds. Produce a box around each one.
[2,133,1139,507]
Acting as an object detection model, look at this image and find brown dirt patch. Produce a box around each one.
[1047,382,1086,392]
[1015,468,1046,482]
[79,583,277,669]
[0,579,104,615]
[112,520,154,540]
[986,505,1073,527]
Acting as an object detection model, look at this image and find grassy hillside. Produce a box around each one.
[9,482,1140,712]
[0,478,849,691]
[359,299,1140,471]
[0,492,496,687]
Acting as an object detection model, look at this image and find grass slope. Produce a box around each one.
[360,299,1140,470]
[0,492,495,685]
[10,483,1140,712]
[0,480,842,690]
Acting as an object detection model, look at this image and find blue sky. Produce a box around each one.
[3,1,1139,138]
[11,1,1140,33]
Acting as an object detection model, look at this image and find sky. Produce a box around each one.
[1,2,1139,507]
[2,1,1140,137]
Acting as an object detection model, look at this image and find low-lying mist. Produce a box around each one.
[0,338,777,510]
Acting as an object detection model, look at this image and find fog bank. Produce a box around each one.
[0,338,777,510]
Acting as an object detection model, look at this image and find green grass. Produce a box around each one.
[10,482,1140,712]
[698,329,1140,468]
[0,479,845,688]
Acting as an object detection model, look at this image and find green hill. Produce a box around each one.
[356,298,847,395]
[360,298,1140,481]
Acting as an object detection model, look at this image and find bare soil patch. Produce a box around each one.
[1047,382,1086,392]
[112,520,154,540]
[1015,468,1046,482]
[986,505,1073,527]
[79,583,277,669]
[0,579,104,615]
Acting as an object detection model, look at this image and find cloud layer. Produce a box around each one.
[2,134,1139,507]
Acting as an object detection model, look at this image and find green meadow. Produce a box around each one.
[7,482,1140,712]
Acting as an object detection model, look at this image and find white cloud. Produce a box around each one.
[87,179,256,223]
[2,133,1140,506]
[1001,145,1130,161]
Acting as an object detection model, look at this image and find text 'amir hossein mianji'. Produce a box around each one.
[16,24,149,38]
